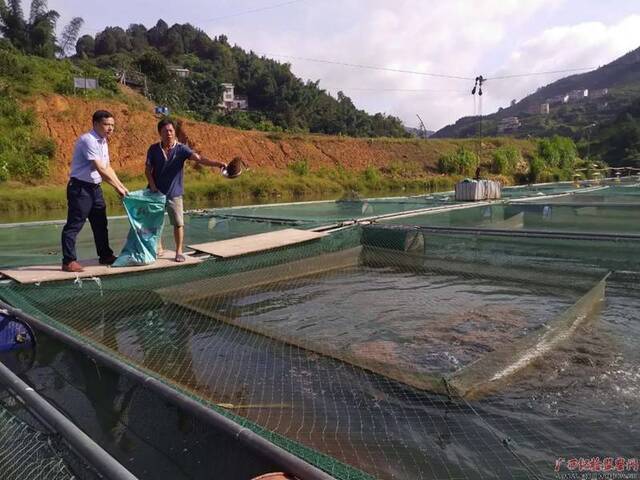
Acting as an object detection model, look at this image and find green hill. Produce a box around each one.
[74,20,409,138]
[433,46,640,166]
[589,97,640,167]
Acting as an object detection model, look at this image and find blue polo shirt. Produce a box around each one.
[145,142,193,199]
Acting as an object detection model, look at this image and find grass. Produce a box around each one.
[0,167,463,216]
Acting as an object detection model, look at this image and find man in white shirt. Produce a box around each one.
[61,110,129,272]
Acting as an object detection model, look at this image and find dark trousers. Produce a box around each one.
[61,178,113,264]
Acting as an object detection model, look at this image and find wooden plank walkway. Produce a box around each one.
[0,250,202,284]
[188,229,327,258]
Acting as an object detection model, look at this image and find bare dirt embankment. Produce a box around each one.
[27,93,535,185]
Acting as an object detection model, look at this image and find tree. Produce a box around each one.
[191,31,213,58]
[27,0,58,57]
[146,19,168,48]
[165,25,184,56]
[136,49,170,83]
[57,16,82,56]
[0,0,61,57]
[179,23,198,53]
[187,76,222,120]
[94,27,129,56]
[0,0,28,50]
[126,23,148,50]
[94,29,117,55]
[75,34,94,58]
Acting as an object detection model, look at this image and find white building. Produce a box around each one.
[497,116,521,134]
[591,88,609,99]
[546,94,569,105]
[526,103,550,115]
[567,89,589,101]
[170,67,190,78]
[217,83,249,111]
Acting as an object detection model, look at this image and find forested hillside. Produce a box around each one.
[75,20,409,137]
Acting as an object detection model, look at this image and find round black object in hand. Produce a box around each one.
[222,157,248,179]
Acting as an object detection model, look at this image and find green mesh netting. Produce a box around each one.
[0,390,84,480]
[1,184,639,479]
[1,224,639,479]
[0,214,302,268]
[210,196,459,223]
[380,185,640,236]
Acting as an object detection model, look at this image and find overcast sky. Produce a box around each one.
[50,0,640,130]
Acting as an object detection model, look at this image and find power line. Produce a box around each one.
[486,66,596,80]
[260,53,475,80]
[263,53,600,85]
[80,0,306,33]
[322,86,467,94]
[198,0,306,23]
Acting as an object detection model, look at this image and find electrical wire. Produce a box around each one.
[321,86,468,94]
[486,66,596,80]
[80,0,306,33]
[260,53,475,80]
[198,0,306,23]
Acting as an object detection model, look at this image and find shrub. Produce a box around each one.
[528,155,548,183]
[288,159,310,176]
[0,94,55,181]
[437,146,478,176]
[361,166,382,187]
[437,153,455,174]
[0,157,9,182]
[491,146,521,174]
[537,135,578,170]
[32,137,56,158]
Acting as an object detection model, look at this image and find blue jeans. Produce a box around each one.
[61,178,113,264]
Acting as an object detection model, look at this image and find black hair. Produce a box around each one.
[92,110,114,124]
[157,117,176,133]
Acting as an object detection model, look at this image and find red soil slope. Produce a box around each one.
[27,93,534,184]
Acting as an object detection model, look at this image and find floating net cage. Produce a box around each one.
[0,380,101,480]
[1,184,639,479]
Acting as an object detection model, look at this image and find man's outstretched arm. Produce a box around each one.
[189,152,226,169]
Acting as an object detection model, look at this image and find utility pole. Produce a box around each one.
[471,75,485,170]
[416,114,428,139]
[471,75,485,135]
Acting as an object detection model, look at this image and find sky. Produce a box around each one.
[49,0,640,130]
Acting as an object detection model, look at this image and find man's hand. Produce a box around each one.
[149,185,159,193]
[118,185,129,197]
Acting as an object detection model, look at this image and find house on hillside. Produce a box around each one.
[170,67,190,78]
[217,83,249,111]
[526,103,550,115]
[497,116,521,134]
[568,89,588,101]
[591,88,609,99]
[546,94,569,105]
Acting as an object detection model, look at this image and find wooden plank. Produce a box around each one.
[188,229,327,258]
[1,250,202,284]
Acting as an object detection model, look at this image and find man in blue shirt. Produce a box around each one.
[61,110,129,272]
[145,118,226,262]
